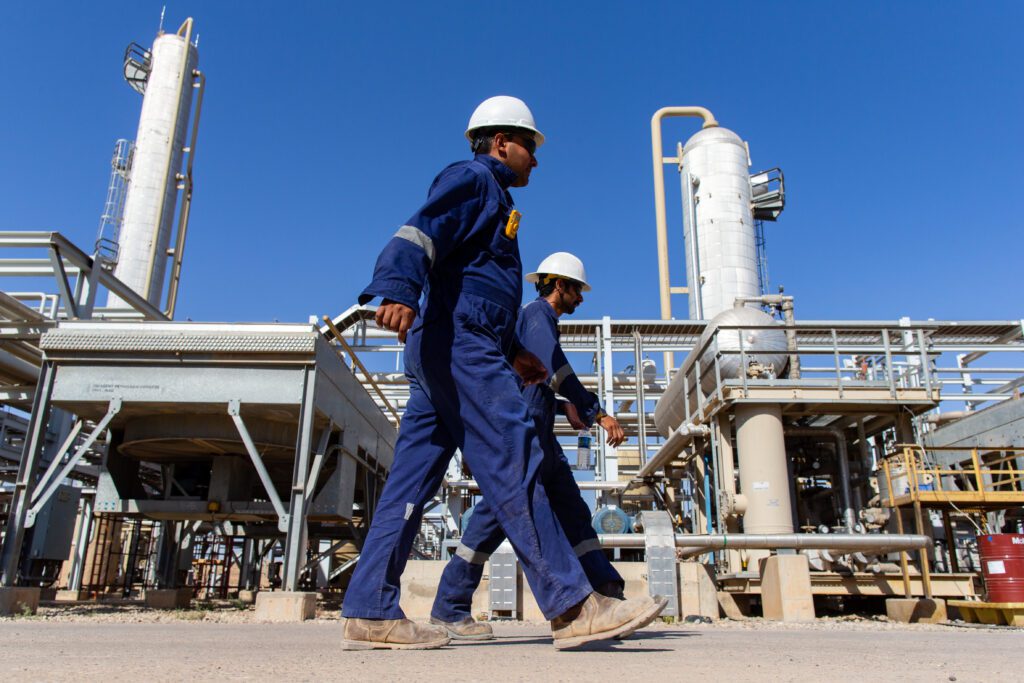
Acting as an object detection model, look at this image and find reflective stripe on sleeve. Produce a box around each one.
[549,363,573,392]
[394,225,436,265]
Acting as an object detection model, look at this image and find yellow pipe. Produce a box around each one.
[650,106,718,375]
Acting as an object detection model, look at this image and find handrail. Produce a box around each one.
[321,315,401,427]
[885,445,1024,498]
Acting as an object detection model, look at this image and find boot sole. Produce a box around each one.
[341,636,451,650]
[615,595,670,640]
[428,619,496,641]
[443,631,495,641]
[553,598,666,650]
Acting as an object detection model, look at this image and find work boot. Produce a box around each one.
[429,615,495,641]
[341,617,450,650]
[550,592,665,650]
[616,594,669,639]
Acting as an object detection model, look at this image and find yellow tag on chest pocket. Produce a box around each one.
[504,209,522,239]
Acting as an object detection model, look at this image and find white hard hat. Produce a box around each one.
[465,95,545,147]
[525,252,590,291]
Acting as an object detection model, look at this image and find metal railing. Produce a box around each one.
[882,445,1024,503]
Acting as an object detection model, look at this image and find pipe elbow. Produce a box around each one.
[651,106,719,129]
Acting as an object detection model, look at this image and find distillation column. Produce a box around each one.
[680,125,760,320]
[106,24,198,310]
[655,112,793,552]
[682,124,792,550]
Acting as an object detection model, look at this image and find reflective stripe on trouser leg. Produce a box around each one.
[574,539,603,556]
[540,436,624,591]
[431,496,508,622]
[434,294,591,620]
[341,379,456,619]
[455,543,491,565]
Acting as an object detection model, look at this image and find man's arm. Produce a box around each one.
[359,165,487,324]
[521,307,624,446]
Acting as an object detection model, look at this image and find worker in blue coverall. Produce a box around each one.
[340,97,664,650]
[430,252,637,640]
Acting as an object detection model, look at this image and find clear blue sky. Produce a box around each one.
[2,2,1021,324]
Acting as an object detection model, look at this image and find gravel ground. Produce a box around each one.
[1,603,1020,681]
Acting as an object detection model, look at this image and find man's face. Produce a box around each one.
[556,279,584,315]
[495,131,538,187]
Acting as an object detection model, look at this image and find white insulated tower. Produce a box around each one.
[679,126,760,320]
[106,19,200,312]
[652,108,793,553]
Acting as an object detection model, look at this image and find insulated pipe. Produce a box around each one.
[651,107,718,373]
[786,426,855,532]
[925,411,969,425]
[596,533,932,554]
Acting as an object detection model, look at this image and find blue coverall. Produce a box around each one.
[342,155,592,621]
[431,297,624,623]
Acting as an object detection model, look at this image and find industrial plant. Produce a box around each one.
[1,15,1022,638]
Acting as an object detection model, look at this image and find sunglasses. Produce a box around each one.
[503,132,537,157]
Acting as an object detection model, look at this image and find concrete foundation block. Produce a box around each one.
[886,598,947,624]
[39,587,57,601]
[679,561,720,619]
[55,589,91,602]
[144,588,193,610]
[760,554,815,622]
[718,591,753,620]
[612,561,650,600]
[399,560,446,619]
[254,591,317,622]
[397,560,488,620]
[237,589,258,605]
[0,587,41,615]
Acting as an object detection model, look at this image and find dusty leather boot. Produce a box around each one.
[429,615,495,640]
[550,592,665,649]
[341,617,451,650]
[616,594,669,639]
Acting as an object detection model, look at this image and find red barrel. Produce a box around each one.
[978,534,1024,603]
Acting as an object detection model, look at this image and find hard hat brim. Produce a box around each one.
[465,125,545,148]
[525,271,591,291]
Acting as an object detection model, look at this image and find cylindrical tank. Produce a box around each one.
[654,306,788,438]
[108,31,198,309]
[979,533,1024,602]
[681,126,759,320]
[735,404,794,561]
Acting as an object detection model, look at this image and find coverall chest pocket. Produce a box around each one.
[492,200,518,253]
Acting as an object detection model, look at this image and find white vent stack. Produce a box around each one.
[106,20,199,311]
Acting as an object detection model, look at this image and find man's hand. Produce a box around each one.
[599,414,625,447]
[375,300,416,343]
[513,349,547,386]
[563,402,587,430]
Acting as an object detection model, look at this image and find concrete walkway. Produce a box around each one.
[0,618,1019,681]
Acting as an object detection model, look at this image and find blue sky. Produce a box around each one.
[2,1,1021,325]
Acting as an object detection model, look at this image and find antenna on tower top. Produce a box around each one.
[159,6,166,33]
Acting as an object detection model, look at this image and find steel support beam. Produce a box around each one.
[282,367,317,591]
[0,361,55,586]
